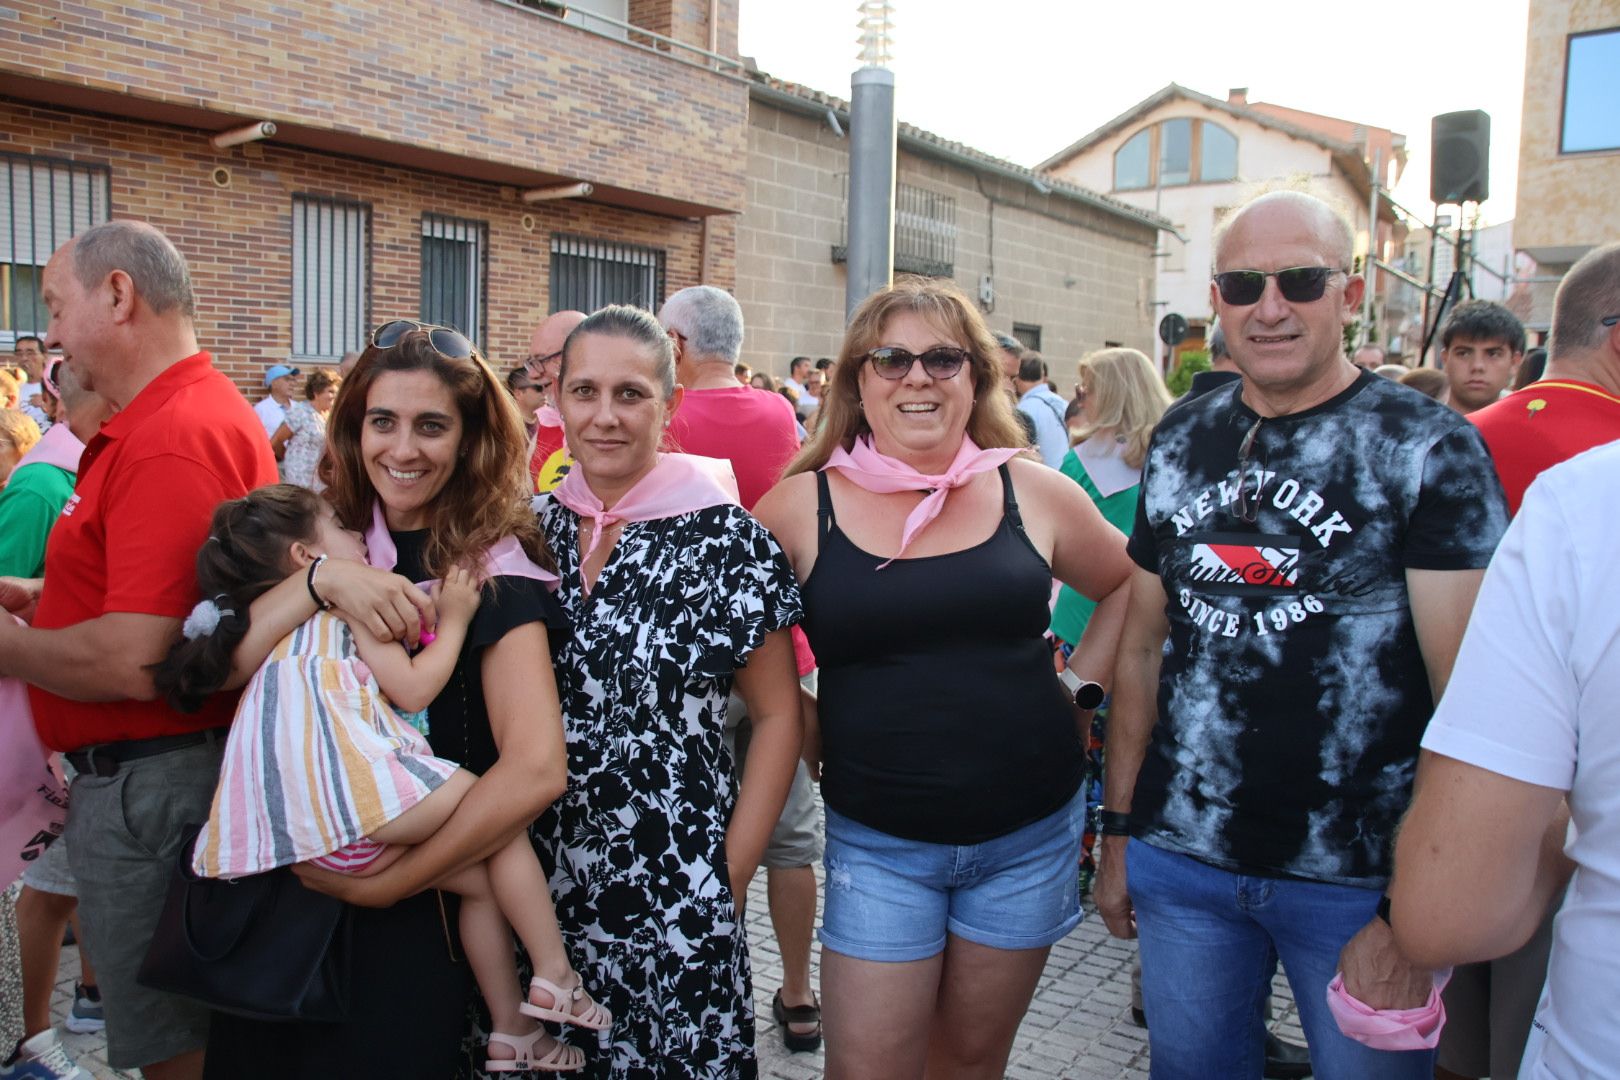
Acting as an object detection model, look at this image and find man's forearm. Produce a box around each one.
[1104,636,1163,812]
[0,614,175,702]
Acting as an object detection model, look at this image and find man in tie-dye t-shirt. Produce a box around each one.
[1093,190,1508,1078]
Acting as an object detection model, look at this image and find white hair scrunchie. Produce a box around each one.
[182,597,235,641]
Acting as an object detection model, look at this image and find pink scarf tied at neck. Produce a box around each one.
[547,452,739,592]
[1326,968,1452,1051]
[536,403,563,430]
[364,502,558,589]
[822,435,1022,568]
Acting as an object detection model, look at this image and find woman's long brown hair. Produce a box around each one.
[319,330,553,577]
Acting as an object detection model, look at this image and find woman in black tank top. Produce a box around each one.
[753,279,1135,1079]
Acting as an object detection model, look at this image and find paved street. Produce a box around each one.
[6,867,1310,1079]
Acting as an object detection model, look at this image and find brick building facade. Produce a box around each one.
[737,76,1165,378]
[0,0,745,393]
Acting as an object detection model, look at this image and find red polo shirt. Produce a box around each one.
[1470,379,1620,515]
[31,352,279,751]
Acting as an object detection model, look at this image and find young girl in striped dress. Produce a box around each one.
[153,485,607,1074]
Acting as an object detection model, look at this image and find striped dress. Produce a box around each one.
[193,609,460,879]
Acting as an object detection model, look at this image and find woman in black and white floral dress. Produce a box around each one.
[530,305,805,1079]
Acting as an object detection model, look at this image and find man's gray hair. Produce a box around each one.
[1549,241,1620,357]
[71,220,195,318]
[1208,324,1228,362]
[659,286,744,364]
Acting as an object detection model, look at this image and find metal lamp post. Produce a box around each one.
[845,0,897,321]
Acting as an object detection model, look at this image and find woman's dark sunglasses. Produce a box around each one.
[1214,266,1346,306]
[863,345,970,381]
[371,319,476,360]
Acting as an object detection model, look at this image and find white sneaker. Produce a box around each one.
[0,1030,91,1080]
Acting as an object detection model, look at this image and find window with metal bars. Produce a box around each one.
[549,234,666,314]
[0,153,110,345]
[420,213,487,343]
[291,195,370,360]
[832,177,956,277]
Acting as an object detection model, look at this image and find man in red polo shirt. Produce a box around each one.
[0,221,276,1080]
[1471,242,1620,514]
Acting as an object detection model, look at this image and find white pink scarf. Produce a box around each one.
[12,424,84,476]
[548,453,739,592]
[822,435,1021,568]
[536,404,563,430]
[363,502,558,588]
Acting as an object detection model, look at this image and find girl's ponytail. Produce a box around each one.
[152,485,324,712]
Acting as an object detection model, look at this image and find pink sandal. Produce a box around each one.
[486,1028,584,1073]
[519,972,613,1031]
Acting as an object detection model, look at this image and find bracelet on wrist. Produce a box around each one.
[1376,894,1393,926]
[1099,809,1131,837]
[306,555,334,611]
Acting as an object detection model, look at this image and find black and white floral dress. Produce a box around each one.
[530,499,803,1080]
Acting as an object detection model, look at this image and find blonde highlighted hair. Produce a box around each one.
[1069,347,1171,471]
[784,277,1027,476]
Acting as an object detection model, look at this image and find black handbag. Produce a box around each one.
[137,826,352,1022]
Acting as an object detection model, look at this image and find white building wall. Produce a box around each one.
[1045,99,1372,331]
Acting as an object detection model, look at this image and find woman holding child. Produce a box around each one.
[199,320,578,1077]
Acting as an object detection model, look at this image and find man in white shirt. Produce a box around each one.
[1390,438,1620,1079]
[13,334,52,429]
[253,362,300,448]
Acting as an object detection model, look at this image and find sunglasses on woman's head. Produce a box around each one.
[863,345,970,381]
[1213,266,1347,307]
[370,319,476,360]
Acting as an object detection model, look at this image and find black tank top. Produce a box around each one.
[801,466,1084,845]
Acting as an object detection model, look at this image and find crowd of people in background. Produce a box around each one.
[1,197,1618,1080]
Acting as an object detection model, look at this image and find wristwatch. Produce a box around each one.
[1059,668,1107,711]
[1099,810,1131,837]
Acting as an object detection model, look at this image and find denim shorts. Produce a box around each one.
[819,785,1086,962]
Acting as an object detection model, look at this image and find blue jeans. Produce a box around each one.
[1127,838,1435,1080]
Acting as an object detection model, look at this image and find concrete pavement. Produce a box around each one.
[10,868,1310,1079]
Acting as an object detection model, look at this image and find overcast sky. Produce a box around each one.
[739,0,1529,227]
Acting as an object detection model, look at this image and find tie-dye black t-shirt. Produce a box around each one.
[1126,372,1508,886]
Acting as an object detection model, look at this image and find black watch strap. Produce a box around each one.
[1376,895,1393,926]
[1099,810,1131,837]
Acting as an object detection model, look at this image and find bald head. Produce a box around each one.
[529,310,587,363]
[1215,190,1355,272]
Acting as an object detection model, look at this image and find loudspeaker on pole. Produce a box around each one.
[1431,110,1490,204]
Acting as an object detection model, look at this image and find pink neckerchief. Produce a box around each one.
[549,452,739,592]
[822,435,1021,568]
[363,502,558,589]
[536,404,563,429]
[1326,969,1451,1051]
[12,424,85,475]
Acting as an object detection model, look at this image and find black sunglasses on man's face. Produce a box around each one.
[1214,266,1347,307]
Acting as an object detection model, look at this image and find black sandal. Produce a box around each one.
[771,989,822,1053]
